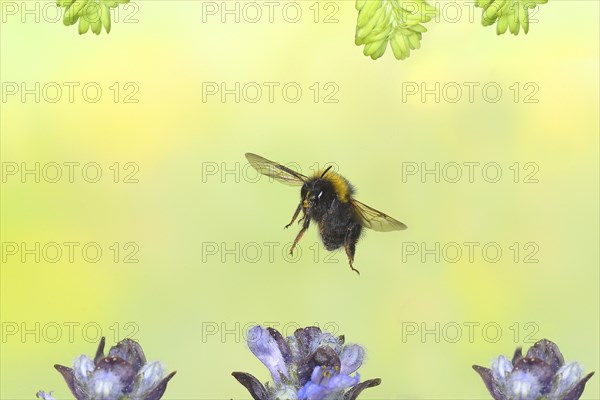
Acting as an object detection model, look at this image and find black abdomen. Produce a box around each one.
[317,201,362,251]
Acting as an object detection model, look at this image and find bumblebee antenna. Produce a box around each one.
[320,165,333,179]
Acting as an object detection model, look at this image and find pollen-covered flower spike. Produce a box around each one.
[355,0,437,60]
[58,0,129,34]
[475,0,547,35]
[40,336,176,400]
[473,338,595,400]
[233,325,381,400]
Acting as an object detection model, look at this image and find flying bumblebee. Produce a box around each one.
[245,153,407,275]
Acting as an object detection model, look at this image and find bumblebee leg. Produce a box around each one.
[290,218,310,255]
[344,242,360,275]
[344,225,361,275]
[285,203,303,229]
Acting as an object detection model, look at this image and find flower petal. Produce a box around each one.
[132,361,165,396]
[328,372,360,389]
[298,381,327,400]
[297,346,341,387]
[311,346,341,369]
[298,366,359,400]
[91,18,102,34]
[63,0,88,26]
[73,355,95,382]
[472,365,504,400]
[562,372,595,400]
[525,339,564,373]
[57,0,76,6]
[78,16,90,34]
[89,369,126,399]
[512,357,554,394]
[343,378,381,400]
[93,337,107,364]
[292,327,343,362]
[94,356,137,390]
[553,362,583,395]
[141,371,177,400]
[340,345,364,375]
[54,364,88,400]
[508,369,544,399]
[491,355,513,383]
[107,338,146,372]
[267,327,293,364]
[512,347,523,365]
[247,326,289,382]
[294,326,323,357]
[35,391,56,400]
[232,372,268,400]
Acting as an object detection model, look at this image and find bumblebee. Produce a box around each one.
[245,153,407,274]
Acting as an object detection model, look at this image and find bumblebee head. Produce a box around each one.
[301,179,335,212]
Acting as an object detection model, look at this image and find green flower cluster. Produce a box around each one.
[355,0,548,60]
[58,0,129,34]
[355,0,437,60]
[476,0,548,35]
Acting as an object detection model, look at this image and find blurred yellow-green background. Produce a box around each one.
[1,0,598,398]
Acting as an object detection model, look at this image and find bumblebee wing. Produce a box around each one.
[245,153,308,186]
[350,199,407,232]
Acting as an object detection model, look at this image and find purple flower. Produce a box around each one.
[247,325,291,383]
[297,366,360,400]
[233,325,381,400]
[41,337,176,400]
[473,339,595,400]
[36,391,56,400]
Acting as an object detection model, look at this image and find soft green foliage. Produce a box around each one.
[356,0,548,60]
[476,0,548,35]
[58,0,129,34]
[355,0,437,60]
